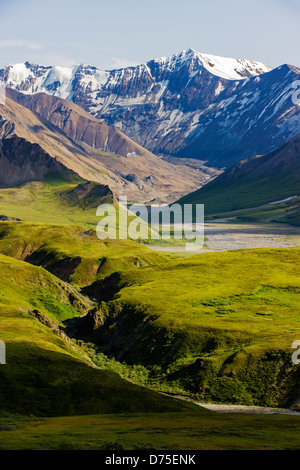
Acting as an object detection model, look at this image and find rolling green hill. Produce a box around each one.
[0,253,202,417]
[69,247,300,408]
[0,158,299,449]
[0,222,164,286]
[1,220,299,407]
[0,179,112,226]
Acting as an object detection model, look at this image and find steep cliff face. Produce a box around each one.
[0,136,76,187]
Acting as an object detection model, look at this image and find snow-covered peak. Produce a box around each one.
[5,62,35,85]
[152,48,272,80]
[196,51,272,80]
[1,49,272,103]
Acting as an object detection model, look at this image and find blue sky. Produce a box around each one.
[0,0,299,69]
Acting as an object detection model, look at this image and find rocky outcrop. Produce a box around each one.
[61,181,114,208]
[0,215,21,221]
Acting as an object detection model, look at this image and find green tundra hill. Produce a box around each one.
[0,222,164,287]
[0,179,111,226]
[0,253,203,417]
[0,179,300,449]
[70,247,300,408]
[0,221,299,409]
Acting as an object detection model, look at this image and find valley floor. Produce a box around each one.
[166,395,300,415]
[1,412,300,450]
[197,404,299,415]
[148,222,300,252]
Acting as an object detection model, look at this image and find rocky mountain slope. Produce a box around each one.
[2,49,299,167]
[0,92,205,201]
[179,64,300,166]
[5,88,159,159]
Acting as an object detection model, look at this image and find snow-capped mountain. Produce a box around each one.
[1,48,300,167]
[178,64,300,166]
[0,48,270,95]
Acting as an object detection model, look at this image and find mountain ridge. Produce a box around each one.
[1,48,271,93]
[2,49,299,168]
[0,90,207,201]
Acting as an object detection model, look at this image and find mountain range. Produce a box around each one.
[1,48,300,168]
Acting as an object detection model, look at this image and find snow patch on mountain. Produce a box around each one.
[192,51,271,80]
[6,63,34,85]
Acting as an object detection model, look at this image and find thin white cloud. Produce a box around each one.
[0,40,42,50]
[109,57,140,70]
[31,53,76,67]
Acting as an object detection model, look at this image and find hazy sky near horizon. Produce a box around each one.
[0,0,299,70]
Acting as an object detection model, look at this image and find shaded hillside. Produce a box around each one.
[0,136,79,187]
[0,253,201,417]
[178,134,300,214]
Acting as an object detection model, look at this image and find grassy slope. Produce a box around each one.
[113,248,300,347]
[0,180,102,226]
[0,222,164,286]
[0,218,299,406]
[1,179,300,448]
[82,248,300,406]
[0,179,183,248]
[210,196,300,227]
[3,231,299,450]
[179,172,299,215]
[0,253,202,417]
[1,411,300,450]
